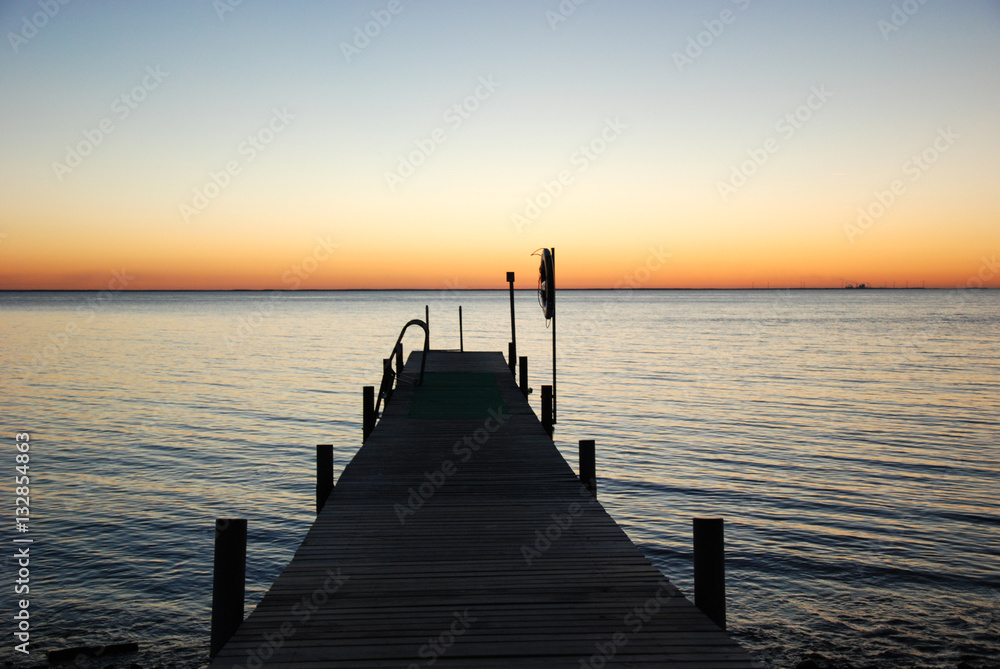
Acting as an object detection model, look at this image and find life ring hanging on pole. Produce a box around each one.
[536,248,555,320]
[532,247,557,426]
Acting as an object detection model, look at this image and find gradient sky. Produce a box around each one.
[1,0,997,289]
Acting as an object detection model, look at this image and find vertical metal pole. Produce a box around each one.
[459,306,464,352]
[363,386,375,442]
[541,385,553,437]
[425,304,429,348]
[507,271,516,376]
[579,439,596,496]
[519,356,528,397]
[550,248,557,423]
[316,444,333,513]
[693,517,726,630]
[210,518,246,658]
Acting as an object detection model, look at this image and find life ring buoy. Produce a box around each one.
[537,248,554,320]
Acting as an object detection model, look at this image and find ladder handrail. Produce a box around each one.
[374,318,428,420]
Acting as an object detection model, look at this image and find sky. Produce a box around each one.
[1,0,998,290]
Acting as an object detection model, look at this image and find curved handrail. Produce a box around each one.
[374,318,428,419]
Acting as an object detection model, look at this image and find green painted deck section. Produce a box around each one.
[407,371,507,419]
[208,350,754,668]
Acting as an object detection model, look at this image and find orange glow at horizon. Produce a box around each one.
[2,234,995,290]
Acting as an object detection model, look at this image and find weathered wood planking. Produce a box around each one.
[209,351,754,668]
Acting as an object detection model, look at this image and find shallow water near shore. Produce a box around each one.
[1,289,998,668]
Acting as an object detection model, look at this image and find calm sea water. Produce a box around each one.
[1,289,998,668]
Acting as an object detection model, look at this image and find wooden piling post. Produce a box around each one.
[394,342,403,376]
[541,385,553,437]
[425,304,429,347]
[693,517,726,630]
[363,386,375,442]
[459,306,464,352]
[579,440,596,496]
[519,356,528,397]
[316,444,333,513]
[509,342,516,377]
[382,358,394,404]
[210,518,247,658]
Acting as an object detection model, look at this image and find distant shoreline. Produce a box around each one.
[3,287,993,293]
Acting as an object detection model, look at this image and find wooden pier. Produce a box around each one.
[209,350,754,668]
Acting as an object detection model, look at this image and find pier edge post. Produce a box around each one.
[508,342,516,376]
[541,385,553,437]
[693,517,726,630]
[579,439,596,496]
[363,386,375,442]
[316,444,333,513]
[210,518,247,658]
[382,358,394,404]
[394,342,403,376]
[459,306,464,352]
[519,356,528,397]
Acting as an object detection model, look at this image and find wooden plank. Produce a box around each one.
[208,350,754,668]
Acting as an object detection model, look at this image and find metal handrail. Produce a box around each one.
[373,318,428,419]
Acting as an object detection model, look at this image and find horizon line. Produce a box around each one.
[1,286,985,293]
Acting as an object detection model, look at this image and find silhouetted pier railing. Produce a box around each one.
[208,347,751,667]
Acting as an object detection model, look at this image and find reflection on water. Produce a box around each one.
[1,289,998,668]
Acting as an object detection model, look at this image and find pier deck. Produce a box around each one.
[209,350,754,668]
